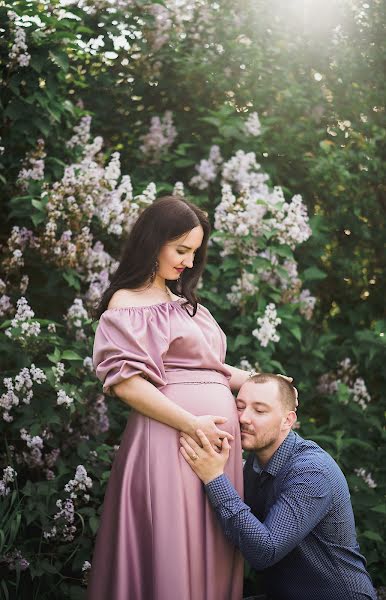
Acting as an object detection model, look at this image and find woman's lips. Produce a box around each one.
[175,268,185,273]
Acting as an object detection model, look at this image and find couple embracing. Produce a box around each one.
[87,196,375,600]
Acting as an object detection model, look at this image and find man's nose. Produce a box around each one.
[239,410,251,424]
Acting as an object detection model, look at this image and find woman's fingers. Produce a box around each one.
[196,429,216,451]
[216,429,234,441]
[213,415,228,424]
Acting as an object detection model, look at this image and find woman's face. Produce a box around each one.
[157,225,204,281]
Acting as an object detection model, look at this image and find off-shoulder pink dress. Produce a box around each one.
[87,298,244,600]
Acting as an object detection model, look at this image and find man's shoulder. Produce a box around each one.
[290,434,348,485]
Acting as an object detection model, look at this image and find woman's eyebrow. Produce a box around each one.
[177,244,198,250]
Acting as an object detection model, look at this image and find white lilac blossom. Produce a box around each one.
[0,466,17,497]
[1,226,36,275]
[0,295,12,318]
[64,465,92,500]
[317,358,371,410]
[82,560,91,572]
[354,468,377,489]
[189,145,223,190]
[20,428,44,468]
[214,184,311,258]
[227,271,258,306]
[47,323,57,333]
[86,394,110,436]
[140,111,177,163]
[65,298,89,341]
[20,274,29,294]
[0,365,46,422]
[5,297,41,341]
[57,390,75,409]
[244,112,262,137]
[173,181,185,197]
[221,150,269,193]
[52,362,65,384]
[252,303,281,347]
[17,139,46,190]
[7,11,31,68]
[44,498,76,542]
[298,289,317,320]
[66,115,92,149]
[1,549,29,571]
[83,357,94,372]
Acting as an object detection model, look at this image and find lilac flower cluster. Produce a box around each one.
[317,358,371,410]
[140,111,177,163]
[7,11,31,68]
[221,150,269,193]
[173,181,185,197]
[57,390,75,409]
[252,303,281,347]
[189,146,223,190]
[44,498,76,542]
[354,468,377,489]
[244,112,261,137]
[1,549,29,572]
[227,270,258,306]
[64,465,92,501]
[44,465,92,542]
[83,394,110,436]
[5,297,41,343]
[66,115,92,149]
[17,139,46,190]
[0,364,46,422]
[1,226,36,275]
[65,298,89,341]
[0,466,17,496]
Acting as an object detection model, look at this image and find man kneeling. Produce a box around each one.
[180,373,376,600]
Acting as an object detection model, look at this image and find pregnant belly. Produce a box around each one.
[162,381,239,437]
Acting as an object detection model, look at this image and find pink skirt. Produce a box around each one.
[87,370,244,600]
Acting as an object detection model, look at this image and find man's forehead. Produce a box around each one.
[238,380,281,404]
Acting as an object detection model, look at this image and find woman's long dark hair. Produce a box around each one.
[93,196,211,319]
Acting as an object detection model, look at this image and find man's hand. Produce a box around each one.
[179,429,231,484]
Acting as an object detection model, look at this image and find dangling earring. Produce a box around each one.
[150,259,159,283]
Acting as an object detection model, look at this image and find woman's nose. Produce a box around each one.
[182,255,194,268]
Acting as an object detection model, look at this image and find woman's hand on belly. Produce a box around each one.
[189,415,234,451]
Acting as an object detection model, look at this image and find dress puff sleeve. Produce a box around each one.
[92,307,170,396]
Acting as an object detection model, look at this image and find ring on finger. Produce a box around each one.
[191,453,198,461]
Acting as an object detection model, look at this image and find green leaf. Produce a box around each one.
[62,351,83,361]
[371,504,386,515]
[289,326,302,342]
[302,267,327,281]
[362,530,383,543]
[49,50,69,71]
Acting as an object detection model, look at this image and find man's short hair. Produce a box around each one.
[249,373,297,411]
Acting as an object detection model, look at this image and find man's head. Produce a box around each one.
[236,373,297,457]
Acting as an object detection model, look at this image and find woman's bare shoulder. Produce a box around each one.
[107,288,179,309]
[107,289,148,309]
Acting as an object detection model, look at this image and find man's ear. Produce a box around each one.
[282,411,297,431]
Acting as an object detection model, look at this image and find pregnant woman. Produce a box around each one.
[87,196,254,600]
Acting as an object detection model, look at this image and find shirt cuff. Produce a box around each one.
[205,473,239,508]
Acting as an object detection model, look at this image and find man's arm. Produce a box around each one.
[205,468,332,570]
[180,430,332,570]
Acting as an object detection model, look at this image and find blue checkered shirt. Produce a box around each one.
[205,431,376,600]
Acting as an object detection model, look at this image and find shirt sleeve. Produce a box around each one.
[92,307,170,396]
[205,468,333,570]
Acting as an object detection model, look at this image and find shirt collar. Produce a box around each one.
[252,431,297,476]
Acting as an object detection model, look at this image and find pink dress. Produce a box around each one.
[88,298,244,600]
